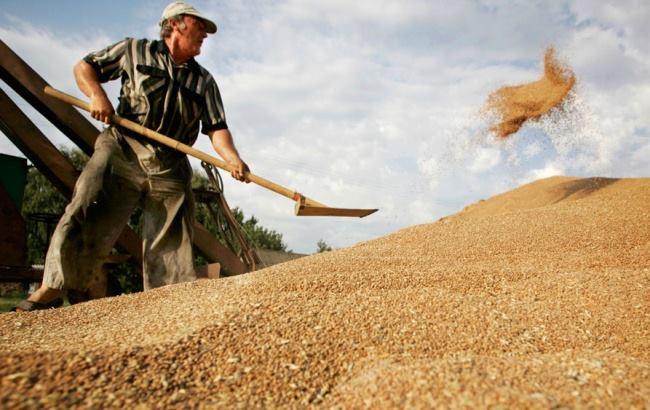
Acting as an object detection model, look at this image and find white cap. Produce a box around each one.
[160,1,217,34]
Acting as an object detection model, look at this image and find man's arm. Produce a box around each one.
[209,128,250,182]
[73,60,114,124]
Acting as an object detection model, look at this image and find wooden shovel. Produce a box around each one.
[44,86,378,218]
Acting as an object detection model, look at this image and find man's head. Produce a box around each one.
[159,1,217,38]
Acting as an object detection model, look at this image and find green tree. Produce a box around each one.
[22,147,88,264]
[235,208,287,251]
[191,170,287,252]
[316,239,332,253]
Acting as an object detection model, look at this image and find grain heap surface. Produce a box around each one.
[486,47,576,138]
[1,176,649,408]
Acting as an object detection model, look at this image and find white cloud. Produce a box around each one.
[1,1,649,254]
[567,25,646,90]
[470,148,501,173]
[631,141,650,174]
[523,162,565,183]
[279,0,436,27]
[571,0,650,54]
[0,15,113,90]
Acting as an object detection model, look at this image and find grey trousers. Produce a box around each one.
[43,128,197,291]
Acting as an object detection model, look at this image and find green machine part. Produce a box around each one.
[0,153,27,211]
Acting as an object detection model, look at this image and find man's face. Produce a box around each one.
[175,15,207,57]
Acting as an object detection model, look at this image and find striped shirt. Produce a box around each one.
[84,38,227,166]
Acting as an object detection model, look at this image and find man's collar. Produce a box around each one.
[154,39,201,73]
[155,39,167,54]
[186,57,201,74]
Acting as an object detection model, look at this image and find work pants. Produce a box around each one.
[42,128,196,292]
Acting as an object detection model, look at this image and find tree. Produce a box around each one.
[22,147,88,264]
[191,170,288,252]
[234,208,287,251]
[316,239,332,253]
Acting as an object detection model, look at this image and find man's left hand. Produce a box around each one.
[229,158,250,183]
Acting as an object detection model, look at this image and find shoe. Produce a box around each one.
[10,298,63,312]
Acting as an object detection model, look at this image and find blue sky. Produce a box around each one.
[1,1,649,254]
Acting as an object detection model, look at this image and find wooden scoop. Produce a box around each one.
[44,86,378,218]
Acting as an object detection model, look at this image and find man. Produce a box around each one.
[13,2,249,311]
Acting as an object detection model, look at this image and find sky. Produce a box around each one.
[1,0,649,254]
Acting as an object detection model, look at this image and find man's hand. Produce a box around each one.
[229,157,250,183]
[74,60,113,125]
[89,93,114,125]
[209,128,250,183]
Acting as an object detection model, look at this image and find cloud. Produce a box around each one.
[279,0,435,27]
[1,1,649,254]
[567,26,646,90]
[571,0,650,54]
[470,148,501,173]
[523,162,565,183]
[0,15,113,90]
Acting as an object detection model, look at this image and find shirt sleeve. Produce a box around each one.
[82,38,130,83]
[201,76,228,134]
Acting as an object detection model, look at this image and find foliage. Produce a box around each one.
[191,170,288,252]
[234,208,287,251]
[22,147,88,264]
[0,294,28,313]
[316,239,333,253]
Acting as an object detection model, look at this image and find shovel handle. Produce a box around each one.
[43,86,319,205]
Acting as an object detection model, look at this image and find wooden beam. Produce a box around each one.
[0,90,78,196]
[193,224,248,275]
[0,40,98,154]
[196,263,221,279]
[0,265,43,283]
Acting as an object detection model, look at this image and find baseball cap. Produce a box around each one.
[160,1,217,34]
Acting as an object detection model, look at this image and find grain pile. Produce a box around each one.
[1,176,649,408]
[486,47,576,138]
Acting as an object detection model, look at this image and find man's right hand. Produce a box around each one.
[89,93,114,125]
[74,60,114,125]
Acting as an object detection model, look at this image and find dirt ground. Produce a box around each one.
[1,175,648,408]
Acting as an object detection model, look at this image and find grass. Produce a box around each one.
[0,291,72,313]
[0,292,27,312]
